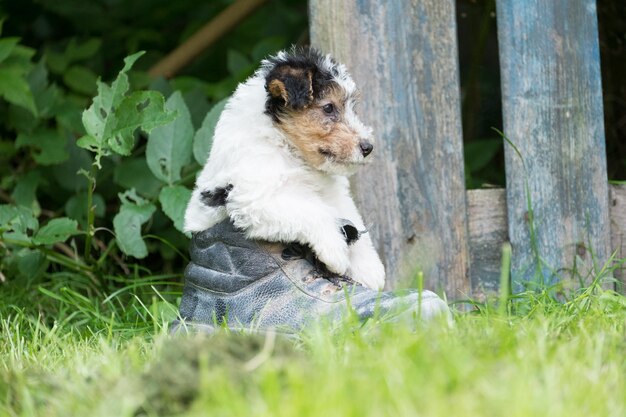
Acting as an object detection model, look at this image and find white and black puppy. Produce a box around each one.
[184,47,385,289]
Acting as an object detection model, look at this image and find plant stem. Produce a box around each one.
[498,243,512,316]
[84,164,97,263]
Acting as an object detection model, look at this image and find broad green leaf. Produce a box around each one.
[227,49,251,76]
[146,91,193,183]
[114,210,154,258]
[27,59,48,95]
[104,51,145,109]
[149,76,173,98]
[107,90,176,156]
[159,185,192,233]
[46,38,102,74]
[0,37,20,63]
[0,205,20,227]
[193,98,228,165]
[52,139,92,191]
[81,51,145,164]
[33,218,79,245]
[0,205,38,235]
[183,88,211,130]
[113,157,162,198]
[76,135,99,152]
[2,45,35,67]
[15,128,69,165]
[65,38,102,62]
[16,248,48,278]
[65,192,105,230]
[0,67,37,115]
[11,170,42,215]
[55,98,85,133]
[113,190,156,258]
[205,78,238,102]
[28,59,60,118]
[1,231,31,245]
[45,50,68,74]
[81,82,119,146]
[63,65,98,95]
[7,104,37,133]
[169,76,209,93]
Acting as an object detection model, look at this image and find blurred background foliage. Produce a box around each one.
[0,0,623,315]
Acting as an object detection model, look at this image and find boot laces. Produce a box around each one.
[281,243,358,287]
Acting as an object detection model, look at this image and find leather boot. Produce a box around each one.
[172,220,451,333]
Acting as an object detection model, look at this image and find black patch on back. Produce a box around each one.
[264,47,337,122]
[201,184,233,207]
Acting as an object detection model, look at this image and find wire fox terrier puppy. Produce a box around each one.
[184,47,385,290]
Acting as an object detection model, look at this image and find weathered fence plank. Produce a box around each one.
[467,185,625,297]
[467,189,507,297]
[309,1,470,297]
[496,0,611,288]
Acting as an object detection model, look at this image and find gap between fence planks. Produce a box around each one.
[468,184,626,297]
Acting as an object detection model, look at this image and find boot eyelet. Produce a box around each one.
[321,284,339,296]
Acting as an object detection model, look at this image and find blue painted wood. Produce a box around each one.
[309,1,470,297]
[496,0,611,289]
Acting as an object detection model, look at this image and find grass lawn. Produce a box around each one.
[1,277,625,417]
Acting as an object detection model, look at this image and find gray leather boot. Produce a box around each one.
[171,220,450,334]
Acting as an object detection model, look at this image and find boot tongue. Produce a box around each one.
[281,243,322,268]
[280,243,307,260]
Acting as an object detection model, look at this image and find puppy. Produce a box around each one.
[184,47,385,290]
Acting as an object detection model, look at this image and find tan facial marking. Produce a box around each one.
[275,85,361,169]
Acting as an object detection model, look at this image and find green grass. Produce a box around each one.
[1,273,625,417]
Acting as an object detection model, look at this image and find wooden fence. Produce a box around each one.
[309,0,626,298]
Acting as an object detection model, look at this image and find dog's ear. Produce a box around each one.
[265,65,314,110]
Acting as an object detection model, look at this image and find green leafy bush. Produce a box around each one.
[0,37,275,306]
[0,0,307,300]
[0,39,224,285]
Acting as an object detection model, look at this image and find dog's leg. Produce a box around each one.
[326,182,386,290]
[347,233,386,290]
[226,187,351,275]
[184,189,228,232]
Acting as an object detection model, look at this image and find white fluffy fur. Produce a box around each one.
[184,52,386,290]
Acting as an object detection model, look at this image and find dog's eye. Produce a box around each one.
[322,103,335,114]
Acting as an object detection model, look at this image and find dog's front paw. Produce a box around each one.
[348,255,386,290]
[313,236,350,275]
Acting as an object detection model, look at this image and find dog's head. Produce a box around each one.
[262,47,374,175]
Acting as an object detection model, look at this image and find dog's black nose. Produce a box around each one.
[359,140,373,157]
